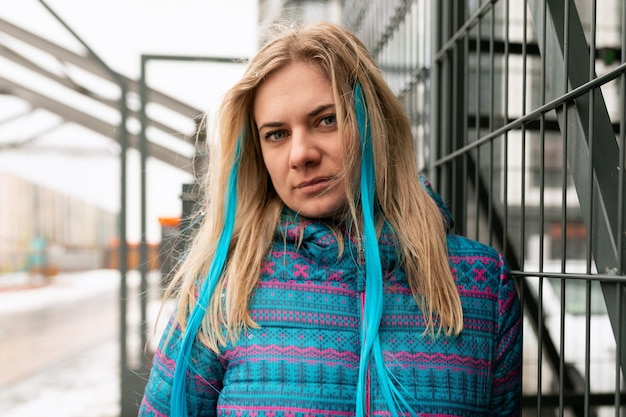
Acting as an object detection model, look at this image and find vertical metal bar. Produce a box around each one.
[487,5,495,246]
[537,0,548,412]
[520,6,529,404]
[521,1,528,270]
[619,0,626,278]
[617,3,626,276]
[400,6,406,94]
[406,1,414,147]
[139,57,149,369]
[502,0,510,260]
[617,2,626,413]
[585,277,591,416]
[559,1,571,415]
[501,0,516,403]
[517,6,532,410]
[407,1,413,128]
[586,0,597,278]
[615,286,624,416]
[580,8,595,416]
[537,270,544,414]
[118,87,130,417]
[586,2,598,415]
[450,2,459,224]
[449,1,466,235]
[438,0,450,194]
[407,2,412,108]
[559,276,565,417]
[463,23,470,235]
[560,0,570,271]
[615,3,626,414]
[474,15,482,240]
[428,0,440,181]
[420,0,427,164]
[538,0,546,274]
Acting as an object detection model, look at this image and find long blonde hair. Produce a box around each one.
[167,22,463,352]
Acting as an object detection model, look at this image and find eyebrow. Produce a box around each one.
[308,103,335,117]
[257,103,336,132]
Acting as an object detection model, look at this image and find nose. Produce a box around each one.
[289,128,321,169]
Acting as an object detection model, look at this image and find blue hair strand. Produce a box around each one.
[353,83,418,417]
[170,134,243,416]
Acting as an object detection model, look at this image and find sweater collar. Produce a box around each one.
[275,208,400,271]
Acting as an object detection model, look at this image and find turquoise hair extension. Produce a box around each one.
[170,134,243,417]
[353,83,418,417]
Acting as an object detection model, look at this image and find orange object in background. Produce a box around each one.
[158,217,181,228]
[157,217,183,287]
[103,239,161,271]
[103,218,182,273]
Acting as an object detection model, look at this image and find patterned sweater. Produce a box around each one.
[139,191,522,417]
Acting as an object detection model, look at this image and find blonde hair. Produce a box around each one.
[167,22,463,352]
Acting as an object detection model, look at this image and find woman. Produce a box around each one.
[139,22,522,417]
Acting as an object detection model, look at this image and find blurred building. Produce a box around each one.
[0,172,117,274]
[258,0,342,27]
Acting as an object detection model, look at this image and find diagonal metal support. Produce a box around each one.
[0,76,193,172]
[527,0,626,375]
[0,17,202,123]
[0,41,193,141]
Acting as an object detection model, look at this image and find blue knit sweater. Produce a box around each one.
[139,187,522,417]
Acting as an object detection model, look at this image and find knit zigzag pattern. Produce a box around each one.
[139,214,522,417]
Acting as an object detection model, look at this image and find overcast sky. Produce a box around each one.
[0,0,258,242]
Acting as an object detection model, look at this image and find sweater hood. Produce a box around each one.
[274,176,452,272]
[275,210,401,273]
[419,176,454,232]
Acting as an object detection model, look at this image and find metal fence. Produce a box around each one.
[345,0,625,415]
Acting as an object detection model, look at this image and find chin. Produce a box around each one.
[294,204,348,222]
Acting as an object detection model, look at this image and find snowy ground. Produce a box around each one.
[0,338,120,417]
[0,270,164,417]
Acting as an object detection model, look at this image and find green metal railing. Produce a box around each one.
[345,0,625,415]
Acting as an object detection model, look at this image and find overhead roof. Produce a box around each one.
[0,17,200,174]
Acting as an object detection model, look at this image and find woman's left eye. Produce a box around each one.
[319,114,337,127]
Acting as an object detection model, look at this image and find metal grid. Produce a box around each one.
[345,0,626,415]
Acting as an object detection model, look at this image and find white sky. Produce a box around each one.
[0,0,258,242]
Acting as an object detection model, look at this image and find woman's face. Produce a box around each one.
[254,61,349,219]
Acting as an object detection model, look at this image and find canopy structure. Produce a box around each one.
[0,17,199,174]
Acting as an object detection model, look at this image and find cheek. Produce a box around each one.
[260,150,283,186]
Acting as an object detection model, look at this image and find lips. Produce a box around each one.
[296,177,334,193]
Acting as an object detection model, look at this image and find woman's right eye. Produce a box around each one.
[265,130,288,142]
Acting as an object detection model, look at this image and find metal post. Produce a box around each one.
[34,2,132,416]
[135,54,247,415]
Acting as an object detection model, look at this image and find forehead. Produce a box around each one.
[253,62,333,118]
[262,60,329,87]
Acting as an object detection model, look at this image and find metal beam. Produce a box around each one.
[0,42,194,141]
[0,17,203,121]
[0,76,193,173]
